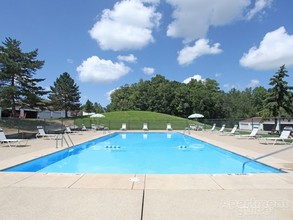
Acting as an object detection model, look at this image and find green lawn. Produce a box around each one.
[0,110,214,132]
[75,111,200,130]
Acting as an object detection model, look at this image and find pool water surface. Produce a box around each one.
[4,132,281,174]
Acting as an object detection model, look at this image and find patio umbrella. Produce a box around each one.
[90,113,105,118]
[188,113,204,119]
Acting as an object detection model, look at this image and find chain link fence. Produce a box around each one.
[1,117,292,138]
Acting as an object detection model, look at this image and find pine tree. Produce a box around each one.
[0,37,47,117]
[266,65,293,129]
[48,72,81,118]
[94,102,105,113]
[83,99,95,113]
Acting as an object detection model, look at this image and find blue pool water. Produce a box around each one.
[4,132,281,174]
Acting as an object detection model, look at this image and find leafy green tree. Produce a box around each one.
[266,65,293,120]
[133,79,151,111]
[252,86,269,116]
[0,37,47,117]
[108,85,134,111]
[147,75,173,114]
[170,82,190,117]
[186,78,225,119]
[108,73,289,120]
[49,72,81,118]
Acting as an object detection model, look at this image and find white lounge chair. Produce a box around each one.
[166,123,172,131]
[91,124,97,130]
[143,123,148,131]
[220,125,238,136]
[36,126,57,139]
[259,130,292,145]
[65,126,75,133]
[197,125,204,131]
[65,126,80,134]
[189,124,197,130]
[120,123,127,131]
[236,128,259,139]
[81,124,87,131]
[208,124,216,132]
[217,124,226,133]
[92,124,106,131]
[0,128,28,147]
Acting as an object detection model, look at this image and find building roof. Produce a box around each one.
[239,117,262,123]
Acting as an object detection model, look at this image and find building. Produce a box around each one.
[262,118,293,132]
[239,117,293,131]
[0,107,73,119]
[239,117,263,130]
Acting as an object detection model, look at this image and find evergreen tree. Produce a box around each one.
[49,72,81,118]
[94,102,105,113]
[82,99,95,113]
[266,65,293,127]
[0,37,47,117]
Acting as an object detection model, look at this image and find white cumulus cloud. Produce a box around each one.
[245,0,272,20]
[183,74,205,84]
[106,87,120,101]
[117,54,138,63]
[76,56,131,83]
[166,0,270,42]
[247,79,260,88]
[89,0,161,51]
[142,67,155,75]
[240,26,293,70]
[178,39,222,65]
[141,0,160,4]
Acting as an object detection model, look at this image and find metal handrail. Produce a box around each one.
[65,132,74,146]
[56,133,75,148]
[242,143,293,173]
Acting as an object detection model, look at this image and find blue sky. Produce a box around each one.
[1,0,292,107]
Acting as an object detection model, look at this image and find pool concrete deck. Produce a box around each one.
[0,130,293,219]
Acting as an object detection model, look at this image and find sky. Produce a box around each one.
[1,0,293,107]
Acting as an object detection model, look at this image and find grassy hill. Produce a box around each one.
[75,111,194,130]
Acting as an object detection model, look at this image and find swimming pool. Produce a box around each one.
[4,132,281,174]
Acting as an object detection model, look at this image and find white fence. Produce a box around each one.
[37,110,71,119]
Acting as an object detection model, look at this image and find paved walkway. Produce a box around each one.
[0,130,293,219]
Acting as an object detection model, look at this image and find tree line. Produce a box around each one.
[1,37,292,119]
[107,67,293,119]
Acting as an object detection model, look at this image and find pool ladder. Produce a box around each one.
[55,133,74,148]
[242,143,293,173]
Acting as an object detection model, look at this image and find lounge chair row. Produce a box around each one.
[2,125,292,147]
[120,123,173,131]
[198,124,292,145]
[215,125,292,145]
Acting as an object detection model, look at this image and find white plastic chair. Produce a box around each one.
[166,123,172,131]
[142,123,148,131]
[120,123,127,131]
[0,128,28,147]
[259,130,291,145]
[236,128,259,139]
[36,126,56,139]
